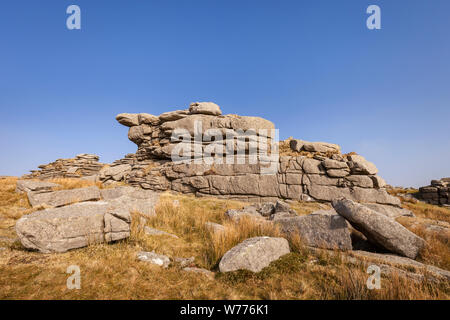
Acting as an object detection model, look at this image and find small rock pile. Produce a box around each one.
[22,154,105,180]
[417,178,450,206]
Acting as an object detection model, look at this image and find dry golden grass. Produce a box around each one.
[403,201,450,224]
[0,177,448,299]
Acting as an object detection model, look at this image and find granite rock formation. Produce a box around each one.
[22,154,105,180]
[417,178,450,206]
[104,102,400,206]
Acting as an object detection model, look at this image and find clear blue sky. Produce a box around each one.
[1,0,449,187]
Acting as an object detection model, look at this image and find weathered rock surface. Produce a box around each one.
[274,212,352,250]
[225,207,265,223]
[332,198,425,259]
[15,202,131,253]
[144,226,178,238]
[137,251,171,268]
[219,237,290,273]
[348,250,450,282]
[16,180,60,194]
[183,267,215,279]
[362,203,414,219]
[27,186,101,208]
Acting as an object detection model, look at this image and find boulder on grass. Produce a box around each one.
[15,202,130,253]
[219,237,290,273]
[332,198,425,259]
[274,212,352,250]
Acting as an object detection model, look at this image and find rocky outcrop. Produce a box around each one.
[417,178,450,206]
[332,198,425,259]
[22,154,105,180]
[102,102,401,206]
[219,236,290,273]
[15,202,131,253]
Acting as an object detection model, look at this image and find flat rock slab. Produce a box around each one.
[107,193,159,217]
[16,180,60,194]
[144,226,178,238]
[100,186,136,200]
[219,236,290,273]
[15,202,131,253]
[27,186,101,208]
[275,212,352,250]
[332,198,425,259]
[183,267,215,279]
[137,251,171,268]
[349,250,450,282]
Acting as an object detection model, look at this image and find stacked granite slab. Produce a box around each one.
[22,154,105,180]
[111,102,400,206]
[417,178,450,205]
[116,102,275,161]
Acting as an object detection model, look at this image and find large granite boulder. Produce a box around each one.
[332,198,425,259]
[274,211,352,250]
[27,186,101,208]
[219,237,290,272]
[15,202,131,253]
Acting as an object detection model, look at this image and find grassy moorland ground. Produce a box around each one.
[0,177,449,299]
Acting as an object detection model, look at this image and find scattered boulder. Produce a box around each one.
[219,237,290,273]
[332,198,425,259]
[137,251,171,268]
[274,211,352,250]
[27,186,101,208]
[15,202,131,253]
[225,207,264,223]
[16,180,60,194]
[174,256,195,268]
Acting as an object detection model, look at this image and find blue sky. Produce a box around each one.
[0,0,449,187]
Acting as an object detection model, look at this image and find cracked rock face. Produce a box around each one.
[15,202,131,253]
